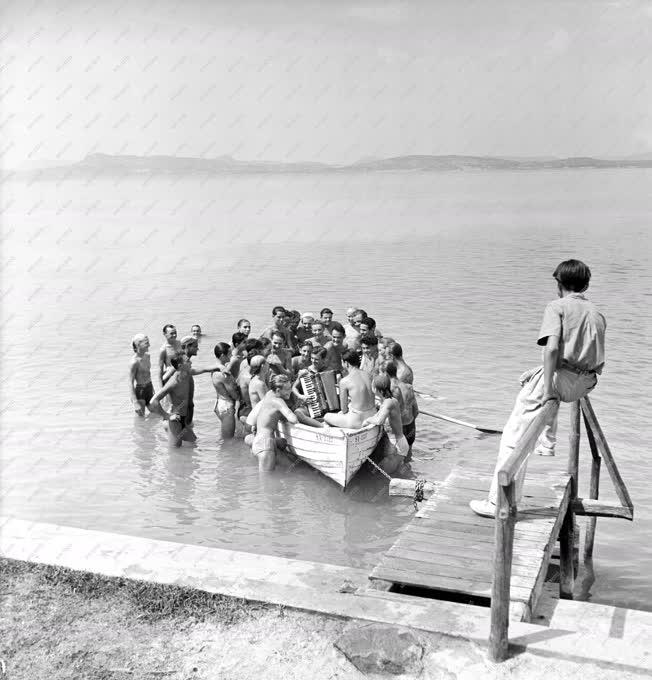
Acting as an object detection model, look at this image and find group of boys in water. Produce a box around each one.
[129,307,419,472]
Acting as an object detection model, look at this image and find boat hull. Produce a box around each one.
[277,422,382,488]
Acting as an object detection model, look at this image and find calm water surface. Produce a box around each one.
[1,169,651,610]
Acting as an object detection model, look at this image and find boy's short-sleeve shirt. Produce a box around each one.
[537,293,606,374]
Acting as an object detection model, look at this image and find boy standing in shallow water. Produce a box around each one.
[470,259,607,517]
[129,334,154,416]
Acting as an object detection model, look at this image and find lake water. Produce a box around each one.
[1,168,651,610]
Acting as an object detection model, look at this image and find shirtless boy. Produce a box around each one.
[385,360,419,460]
[190,324,202,340]
[237,319,251,338]
[236,338,263,417]
[320,307,334,334]
[158,324,181,386]
[390,343,414,384]
[246,375,298,471]
[291,342,312,376]
[362,374,409,471]
[150,355,195,447]
[295,313,315,346]
[212,342,241,439]
[129,334,154,416]
[324,322,345,372]
[324,349,377,429]
[248,355,269,408]
[291,347,331,428]
[267,331,293,377]
[309,321,330,348]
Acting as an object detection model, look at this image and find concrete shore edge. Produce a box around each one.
[1,516,650,673]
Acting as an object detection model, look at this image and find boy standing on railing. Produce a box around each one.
[470,259,607,517]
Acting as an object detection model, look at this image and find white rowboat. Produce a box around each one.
[276,421,383,488]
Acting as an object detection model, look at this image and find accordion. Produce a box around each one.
[300,370,340,418]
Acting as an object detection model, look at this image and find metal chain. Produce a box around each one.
[364,455,394,482]
[413,478,426,512]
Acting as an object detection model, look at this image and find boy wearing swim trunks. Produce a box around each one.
[470,259,607,517]
[130,334,154,416]
[247,375,298,471]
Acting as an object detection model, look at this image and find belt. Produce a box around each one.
[560,362,596,376]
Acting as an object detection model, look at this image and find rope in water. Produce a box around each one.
[364,454,394,482]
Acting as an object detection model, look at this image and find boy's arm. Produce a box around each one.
[157,348,167,384]
[292,371,309,401]
[225,379,240,402]
[363,401,387,427]
[129,360,139,401]
[278,399,298,424]
[542,335,560,404]
[149,379,175,419]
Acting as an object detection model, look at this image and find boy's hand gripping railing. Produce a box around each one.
[489,400,557,662]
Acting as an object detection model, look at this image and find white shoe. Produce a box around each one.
[469,499,496,518]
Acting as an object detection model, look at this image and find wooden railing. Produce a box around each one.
[489,396,633,662]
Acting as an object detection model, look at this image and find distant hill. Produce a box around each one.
[20,152,652,177]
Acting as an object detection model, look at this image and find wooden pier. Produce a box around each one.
[370,458,573,621]
[371,397,633,662]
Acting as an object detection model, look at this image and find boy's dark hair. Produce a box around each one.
[232,331,247,347]
[553,259,591,292]
[361,316,376,330]
[214,342,231,359]
[300,341,313,351]
[320,307,333,315]
[390,343,404,359]
[272,305,286,316]
[237,318,250,328]
[342,348,360,367]
[373,374,393,399]
[330,321,345,335]
[384,360,398,378]
[170,355,181,370]
[360,333,378,347]
[271,374,290,391]
[162,323,175,335]
[311,346,328,360]
[259,337,271,349]
[355,309,368,318]
[245,338,261,353]
[271,330,285,342]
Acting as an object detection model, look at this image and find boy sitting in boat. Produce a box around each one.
[324,349,377,429]
[246,375,298,471]
[290,346,331,428]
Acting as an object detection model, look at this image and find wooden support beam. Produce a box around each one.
[568,401,580,496]
[582,413,602,560]
[572,498,632,520]
[559,509,575,599]
[580,397,634,516]
[489,481,516,662]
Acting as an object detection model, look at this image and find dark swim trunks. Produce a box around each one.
[135,382,154,404]
[403,419,416,447]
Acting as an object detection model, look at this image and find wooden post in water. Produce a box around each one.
[568,401,581,573]
[489,481,516,662]
[559,507,575,598]
[583,411,601,561]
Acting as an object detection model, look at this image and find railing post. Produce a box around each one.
[559,507,575,598]
[582,411,601,561]
[489,480,516,662]
[568,401,580,496]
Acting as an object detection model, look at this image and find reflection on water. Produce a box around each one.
[1,169,651,608]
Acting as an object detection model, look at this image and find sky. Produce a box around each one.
[1,0,651,168]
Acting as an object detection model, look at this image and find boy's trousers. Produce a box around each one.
[488,366,597,506]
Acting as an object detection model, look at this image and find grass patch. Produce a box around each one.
[1,557,265,624]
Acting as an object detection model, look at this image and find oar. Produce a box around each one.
[419,409,503,435]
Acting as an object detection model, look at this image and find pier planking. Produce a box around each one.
[370,453,573,621]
